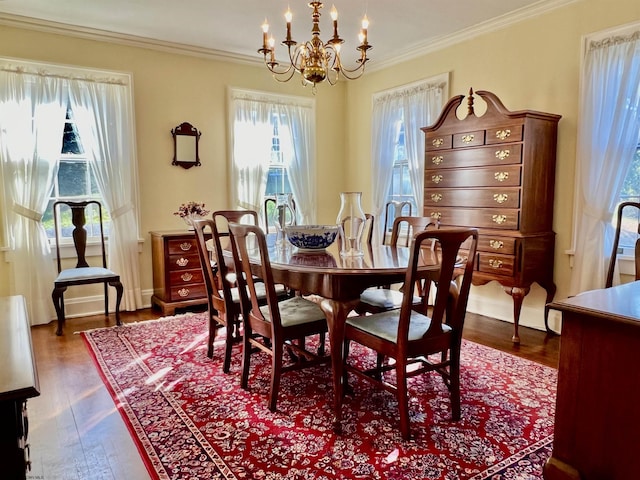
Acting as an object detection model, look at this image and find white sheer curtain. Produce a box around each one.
[371,77,448,244]
[69,79,143,311]
[229,89,316,221]
[0,69,66,324]
[569,29,640,295]
[230,94,272,212]
[279,101,316,224]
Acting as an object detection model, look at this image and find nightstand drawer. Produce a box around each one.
[168,238,197,254]
[169,268,204,285]
[168,253,200,271]
[170,284,207,301]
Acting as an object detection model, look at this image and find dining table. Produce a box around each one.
[230,234,440,433]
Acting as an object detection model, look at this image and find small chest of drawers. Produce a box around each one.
[422,89,561,343]
[150,231,208,315]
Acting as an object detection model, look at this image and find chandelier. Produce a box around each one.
[258,1,372,91]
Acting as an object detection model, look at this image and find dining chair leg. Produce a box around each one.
[269,342,284,412]
[375,353,385,380]
[111,280,123,326]
[223,324,234,374]
[396,358,411,441]
[207,314,218,359]
[450,345,461,421]
[317,332,326,356]
[240,333,252,390]
[52,286,67,336]
[103,283,109,316]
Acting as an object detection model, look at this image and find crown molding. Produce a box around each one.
[0,12,262,66]
[0,0,581,70]
[369,0,582,72]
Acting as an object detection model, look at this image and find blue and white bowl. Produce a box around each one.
[284,225,339,250]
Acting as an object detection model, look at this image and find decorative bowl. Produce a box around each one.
[284,225,339,251]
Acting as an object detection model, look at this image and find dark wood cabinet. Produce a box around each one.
[545,282,640,479]
[0,296,40,480]
[421,89,561,342]
[150,230,208,315]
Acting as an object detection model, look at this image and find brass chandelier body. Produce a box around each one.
[258,1,372,90]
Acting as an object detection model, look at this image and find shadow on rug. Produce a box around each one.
[82,313,556,480]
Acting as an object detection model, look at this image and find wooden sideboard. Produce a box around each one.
[544,281,640,479]
[421,89,561,342]
[150,230,208,315]
[0,296,40,479]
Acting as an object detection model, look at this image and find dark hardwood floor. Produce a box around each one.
[26,309,559,480]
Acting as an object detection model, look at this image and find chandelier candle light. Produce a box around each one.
[258,2,372,92]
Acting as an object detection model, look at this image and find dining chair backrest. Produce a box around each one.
[383,200,412,244]
[264,195,297,232]
[399,227,478,340]
[192,217,229,315]
[228,222,283,332]
[606,201,640,288]
[389,216,439,248]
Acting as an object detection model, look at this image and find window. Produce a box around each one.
[42,104,110,242]
[229,88,316,225]
[386,117,416,231]
[614,144,640,254]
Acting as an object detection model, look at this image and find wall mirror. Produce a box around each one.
[172,122,201,169]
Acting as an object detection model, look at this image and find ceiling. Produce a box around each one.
[0,0,571,68]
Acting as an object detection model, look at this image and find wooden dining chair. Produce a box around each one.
[606,201,640,288]
[383,200,412,245]
[343,227,479,440]
[358,216,438,313]
[193,213,288,368]
[51,200,123,336]
[545,201,640,333]
[212,210,260,286]
[228,222,329,412]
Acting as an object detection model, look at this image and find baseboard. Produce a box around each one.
[49,289,155,320]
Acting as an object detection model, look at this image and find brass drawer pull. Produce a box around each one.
[431,174,443,184]
[488,259,503,269]
[177,288,190,297]
[462,134,475,144]
[181,273,193,282]
[489,240,504,250]
[180,242,192,251]
[430,212,442,220]
[430,193,443,203]
[495,149,510,160]
[492,214,508,225]
[432,155,443,165]
[493,193,508,204]
[432,138,444,147]
[176,257,189,267]
[496,129,511,140]
[494,171,509,182]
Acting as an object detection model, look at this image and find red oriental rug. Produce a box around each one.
[82,313,557,480]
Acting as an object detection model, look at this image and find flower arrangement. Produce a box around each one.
[173,201,210,219]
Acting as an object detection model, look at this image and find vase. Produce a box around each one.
[183,214,205,230]
[336,191,366,257]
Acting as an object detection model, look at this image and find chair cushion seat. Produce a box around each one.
[346,309,452,344]
[55,267,118,283]
[227,282,287,304]
[359,287,421,309]
[260,296,326,328]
